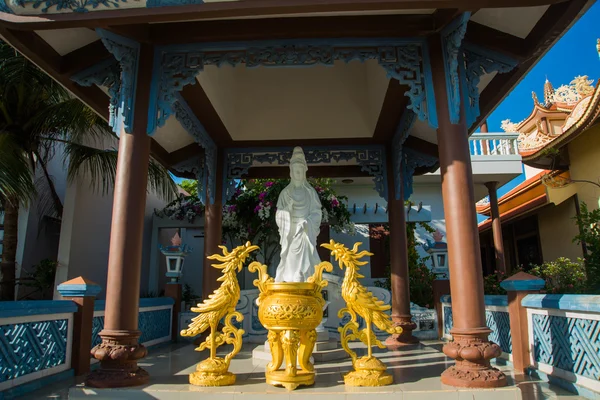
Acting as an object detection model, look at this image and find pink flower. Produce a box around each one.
[254,205,261,213]
[265,181,274,187]
[332,199,339,207]
[259,192,267,201]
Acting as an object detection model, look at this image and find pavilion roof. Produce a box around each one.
[0,0,592,177]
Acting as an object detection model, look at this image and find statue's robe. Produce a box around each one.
[274,181,322,282]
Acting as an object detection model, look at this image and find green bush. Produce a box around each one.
[573,202,600,293]
[530,257,587,294]
[483,270,507,295]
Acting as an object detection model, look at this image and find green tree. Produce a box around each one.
[573,202,600,293]
[0,42,177,300]
[179,179,198,197]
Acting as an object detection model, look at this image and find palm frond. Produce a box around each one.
[0,134,35,204]
[65,141,177,201]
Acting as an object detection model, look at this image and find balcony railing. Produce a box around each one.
[469,133,520,157]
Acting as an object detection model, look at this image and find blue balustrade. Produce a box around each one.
[0,301,77,393]
[523,294,600,395]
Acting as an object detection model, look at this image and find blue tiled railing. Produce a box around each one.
[0,301,77,392]
[440,295,512,357]
[523,295,600,396]
[92,297,174,350]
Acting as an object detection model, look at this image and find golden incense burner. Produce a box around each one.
[249,260,332,390]
[322,240,403,386]
[180,242,258,386]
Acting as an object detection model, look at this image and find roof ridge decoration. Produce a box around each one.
[222,146,387,202]
[402,147,438,201]
[460,43,518,129]
[95,29,140,135]
[441,12,470,125]
[147,39,438,136]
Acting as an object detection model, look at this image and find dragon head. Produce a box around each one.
[321,240,372,270]
[208,241,259,273]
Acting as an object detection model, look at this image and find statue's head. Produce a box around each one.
[289,147,308,183]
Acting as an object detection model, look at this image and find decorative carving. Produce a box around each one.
[441,13,471,124]
[181,242,258,386]
[224,146,387,201]
[0,319,69,381]
[392,110,416,200]
[71,59,121,131]
[322,240,402,386]
[500,119,520,133]
[461,43,518,128]
[553,75,595,105]
[402,148,438,200]
[532,313,600,381]
[138,309,171,344]
[13,0,125,13]
[248,259,332,390]
[149,40,437,135]
[96,29,140,135]
[172,95,217,204]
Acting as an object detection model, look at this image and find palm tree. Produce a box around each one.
[0,42,177,300]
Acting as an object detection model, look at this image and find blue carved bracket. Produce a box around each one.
[71,58,121,130]
[402,147,438,200]
[460,43,518,128]
[171,93,217,204]
[96,29,140,135]
[148,38,438,135]
[223,146,388,202]
[391,109,416,200]
[172,155,206,202]
[440,12,471,125]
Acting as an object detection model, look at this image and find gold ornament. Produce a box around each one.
[249,260,332,390]
[181,242,258,386]
[322,240,403,387]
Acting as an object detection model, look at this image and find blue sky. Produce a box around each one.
[481,2,600,199]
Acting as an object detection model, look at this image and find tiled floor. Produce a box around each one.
[26,341,587,400]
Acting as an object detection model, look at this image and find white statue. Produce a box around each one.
[274,147,322,282]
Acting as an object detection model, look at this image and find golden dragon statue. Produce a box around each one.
[322,240,403,386]
[181,241,258,386]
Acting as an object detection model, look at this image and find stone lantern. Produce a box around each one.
[159,232,192,282]
[423,230,449,279]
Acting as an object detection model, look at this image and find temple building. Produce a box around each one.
[0,0,595,392]
[478,70,600,273]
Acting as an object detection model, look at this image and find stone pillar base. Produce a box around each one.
[441,332,506,388]
[87,330,149,388]
[384,319,419,347]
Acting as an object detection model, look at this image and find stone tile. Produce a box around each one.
[404,391,459,400]
[457,388,519,400]
[234,393,291,400]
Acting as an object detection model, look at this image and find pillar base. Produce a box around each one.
[87,329,149,388]
[441,332,506,388]
[384,319,419,347]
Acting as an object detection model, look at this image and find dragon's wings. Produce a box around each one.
[348,283,390,312]
[192,286,233,313]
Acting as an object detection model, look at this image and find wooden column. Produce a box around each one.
[164,283,182,341]
[87,45,154,388]
[384,149,418,346]
[429,36,506,388]
[500,272,545,374]
[203,149,224,300]
[485,181,506,274]
[480,120,489,133]
[57,277,101,376]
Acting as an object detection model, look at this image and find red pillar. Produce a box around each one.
[202,149,224,300]
[500,272,544,374]
[57,277,101,376]
[87,45,154,388]
[485,181,506,274]
[164,283,182,341]
[384,149,418,346]
[429,36,506,388]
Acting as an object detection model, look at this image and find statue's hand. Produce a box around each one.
[294,220,308,237]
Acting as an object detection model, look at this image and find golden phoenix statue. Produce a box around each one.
[249,260,332,390]
[180,242,258,386]
[322,240,403,387]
